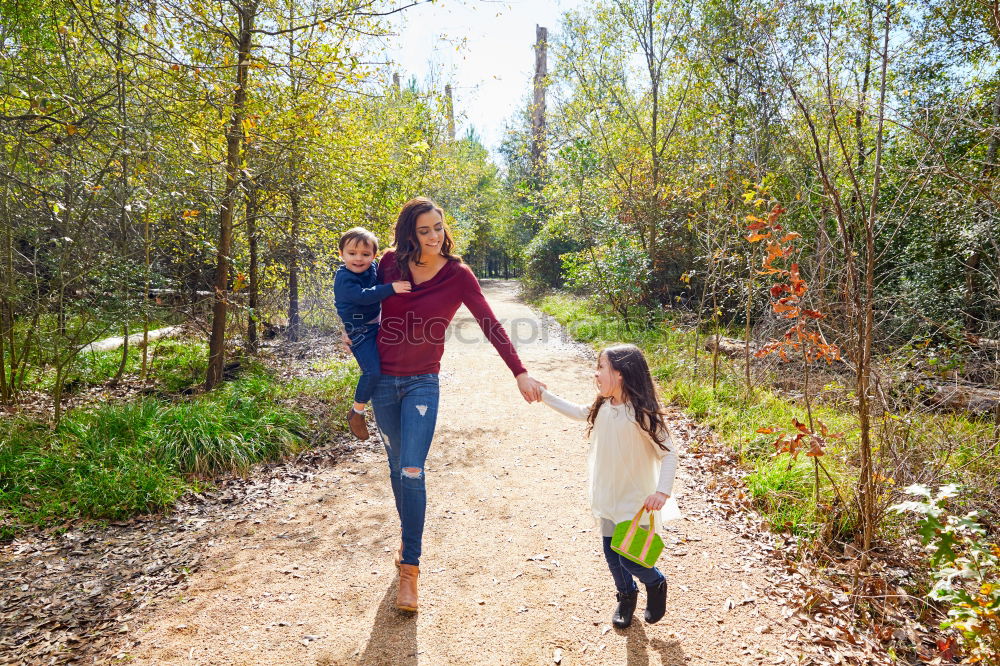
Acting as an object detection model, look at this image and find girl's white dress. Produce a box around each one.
[541,389,679,536]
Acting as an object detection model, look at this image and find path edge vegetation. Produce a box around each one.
[0,335,358,542]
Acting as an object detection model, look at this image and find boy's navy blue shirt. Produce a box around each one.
[334,261,395,335]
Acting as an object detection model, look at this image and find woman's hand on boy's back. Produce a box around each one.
[643,491,670,511]
[392,280,412,294]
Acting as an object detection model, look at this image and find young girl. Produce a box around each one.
[540,344,679,629]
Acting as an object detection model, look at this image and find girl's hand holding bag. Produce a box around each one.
[610,497,683,568]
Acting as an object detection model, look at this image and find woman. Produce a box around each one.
[363,197,545,612]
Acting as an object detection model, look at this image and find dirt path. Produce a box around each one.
[107,282,806,665]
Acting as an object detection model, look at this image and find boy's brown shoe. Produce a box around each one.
[397,564,419,612]
[347,409,370,440]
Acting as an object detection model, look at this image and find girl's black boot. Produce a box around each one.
[612,588,638,629]
[644,579,668,624]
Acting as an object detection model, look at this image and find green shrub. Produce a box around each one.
[0,372,310,540]
[523,217,584,290]
[891,485,1000,662]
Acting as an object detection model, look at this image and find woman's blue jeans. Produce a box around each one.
[371,373,440,566]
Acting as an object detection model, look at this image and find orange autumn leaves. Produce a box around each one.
[746,203,843,460]
[745,205,840,364]
[756,419,843,459]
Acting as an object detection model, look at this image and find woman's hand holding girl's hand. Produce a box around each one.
[643,492,669,511]
[340,331,352,348]
[516,373,546,403]
[392,280,412,294]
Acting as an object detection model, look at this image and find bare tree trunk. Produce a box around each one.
[287,187,301,342]
[0,136,16,404]
[0,314,6,405]
[853,1,873,209]
[53,363,65,425]
[531,25,548,182]
[141,207,151,378]
[207,2,256,390]
[246,174,260,353]
[778,2,889,566]
[112,0,130,386]
[444,84,456,142]
[854,2,892,565]
[645,0,661,294]
[285,4,302,344]
[113,323,129,384]
[744,244,757,402]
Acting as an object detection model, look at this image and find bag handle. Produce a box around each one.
[621,506,658,558]
[639,512,657,560]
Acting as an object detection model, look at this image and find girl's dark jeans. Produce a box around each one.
[371,373,440,566]
[602,536,666,593]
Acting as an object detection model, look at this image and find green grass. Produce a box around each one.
[24,336,208,395]
[293,359,359,404]
[71,338,208,393]
[0,360,357,541]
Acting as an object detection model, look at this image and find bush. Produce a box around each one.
[562,233,651,326]
[891,484,1000,662]
[0,373,309,540]
[522,217,583,291]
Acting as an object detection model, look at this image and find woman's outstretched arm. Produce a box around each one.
[459,265,545,402]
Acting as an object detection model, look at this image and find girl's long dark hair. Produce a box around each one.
[392,197,459,280]
[587,344,671,450]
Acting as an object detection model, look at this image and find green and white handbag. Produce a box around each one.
[610,507,665,568]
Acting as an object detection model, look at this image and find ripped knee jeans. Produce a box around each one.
[370,373,439,567]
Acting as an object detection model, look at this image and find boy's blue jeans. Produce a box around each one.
[602,537,666,593]
[371,373,440,567]
[348,323,381,404]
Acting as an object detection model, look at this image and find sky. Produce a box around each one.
[384,0,584,156]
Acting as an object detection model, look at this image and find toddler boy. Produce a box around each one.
[333,227,410,439]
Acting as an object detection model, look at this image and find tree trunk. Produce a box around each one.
[53,364,65,425]
[643,0,663,302]
[112,0,130,386]
[531,25,548,183]
[112,322,129,384]
[444,84,456,142]
[287,186,301,342]
[855,2,892,565]
[0,304,7,405]
[246,175,260,353]
[0,137,16,404]
[207,2,256,390]
[141,208,151,378]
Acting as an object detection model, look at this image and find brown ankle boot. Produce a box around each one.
[397,563,419,612]
[347,408,369,440]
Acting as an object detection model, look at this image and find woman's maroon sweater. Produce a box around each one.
[375,250,526,378]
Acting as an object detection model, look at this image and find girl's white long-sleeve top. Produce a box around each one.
[541,389,679,531]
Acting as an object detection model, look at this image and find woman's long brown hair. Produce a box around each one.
[587,344,671,451]
[392,197,459,280]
